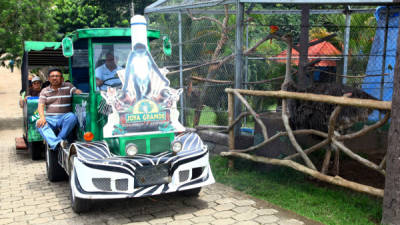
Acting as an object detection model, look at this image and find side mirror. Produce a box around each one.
[62,37,74,57]
[162,36,171,56]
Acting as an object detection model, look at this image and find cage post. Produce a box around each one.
[343,5,351,84]
[234,0,244,136]
[243,20,249,127]
[228,92,235,169]
[178,11,185,124]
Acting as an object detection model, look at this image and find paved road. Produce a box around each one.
[0,66,321,225]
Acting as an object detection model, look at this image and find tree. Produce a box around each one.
[53,0,110,36]
[381,22,400,225]
[0,0,57,65]
[86,0,156,19]
[54,0,156,38]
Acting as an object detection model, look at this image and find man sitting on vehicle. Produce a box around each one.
[36,68,82,150]
[95,52,122,91]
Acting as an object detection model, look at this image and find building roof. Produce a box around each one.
[274,39,342,67]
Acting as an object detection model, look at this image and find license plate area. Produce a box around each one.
[135,164,170,187]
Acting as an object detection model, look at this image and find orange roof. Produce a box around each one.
[274,39,341,67]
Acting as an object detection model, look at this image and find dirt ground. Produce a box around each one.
[0,65,23,135]
[339,153,385,189]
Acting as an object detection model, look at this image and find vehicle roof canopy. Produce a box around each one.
[66,28,160,42]
[24,41,69,67]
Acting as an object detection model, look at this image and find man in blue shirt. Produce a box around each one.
[95,52,122,91]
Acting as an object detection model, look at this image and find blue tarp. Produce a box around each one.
[362,6,399,120]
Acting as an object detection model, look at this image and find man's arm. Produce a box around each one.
[95,67,104,88]
[67,82,83,95]
[36,103,46,128]
[96,77,103,87]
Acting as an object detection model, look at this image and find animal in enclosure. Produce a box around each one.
[287,82,379,133]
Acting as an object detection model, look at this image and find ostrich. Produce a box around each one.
[287,82,378,133]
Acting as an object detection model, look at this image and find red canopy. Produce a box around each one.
[274,39,341,67]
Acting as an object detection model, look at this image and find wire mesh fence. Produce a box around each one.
[147,4,398,128]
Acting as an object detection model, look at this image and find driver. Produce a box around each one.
[95,52,122,90]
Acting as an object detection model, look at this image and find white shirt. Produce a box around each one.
[95,64,122,90]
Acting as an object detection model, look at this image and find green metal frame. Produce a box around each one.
[106,132,175,155]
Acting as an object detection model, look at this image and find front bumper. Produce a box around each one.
[71,148,215,200]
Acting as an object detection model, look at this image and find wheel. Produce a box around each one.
[45,144,68,182]
[102,77,122,88]
[28,141,44,160]
[180,187,202,197]
[70,168,91,213]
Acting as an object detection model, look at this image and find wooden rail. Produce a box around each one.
[225,88,392,110]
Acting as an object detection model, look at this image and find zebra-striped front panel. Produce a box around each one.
[69,132,215,199]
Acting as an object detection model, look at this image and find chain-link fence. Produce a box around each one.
[147,4,398,128]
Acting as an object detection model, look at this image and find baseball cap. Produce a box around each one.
[32,76,42,83]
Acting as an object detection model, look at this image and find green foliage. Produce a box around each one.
[0,0,57,65]
[311,12,376,75]
[53,0,110,36]
[54,0,157,37]
[0,0,157,66]
[215,111,228,126]
[211,156,382,225]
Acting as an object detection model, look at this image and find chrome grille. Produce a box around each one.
[116,178,129,191]
[92,178,111,191]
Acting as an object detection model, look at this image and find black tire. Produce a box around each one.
[180,187,202,197]
[70,168,91,213]
[45,144,68,182]
[28,141,44,160]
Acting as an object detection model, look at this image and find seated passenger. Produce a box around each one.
[27,76,42,97]
[95,52,122,91]
[19,76,43,108]
[36,68,82,150]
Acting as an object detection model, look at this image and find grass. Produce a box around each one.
[210,156,382,225]
[183,104,278,128]
[185,106,218,127]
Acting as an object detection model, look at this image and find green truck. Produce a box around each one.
[21,16,214,213]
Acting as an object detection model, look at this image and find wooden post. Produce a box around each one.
[321,148,332,174]
[228,92,235,169]
[333,147,340,176]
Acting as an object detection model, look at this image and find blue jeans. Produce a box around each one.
[37,112,77,150]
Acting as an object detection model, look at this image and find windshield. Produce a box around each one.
[93,43,131,91]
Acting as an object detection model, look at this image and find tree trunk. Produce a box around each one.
[381,21,400,225]
[297,5,312,89]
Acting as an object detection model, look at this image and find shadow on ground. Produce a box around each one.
[0,117,23,131]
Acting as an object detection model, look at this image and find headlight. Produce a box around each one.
[125,143,138,156]
[172,141,183,154]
